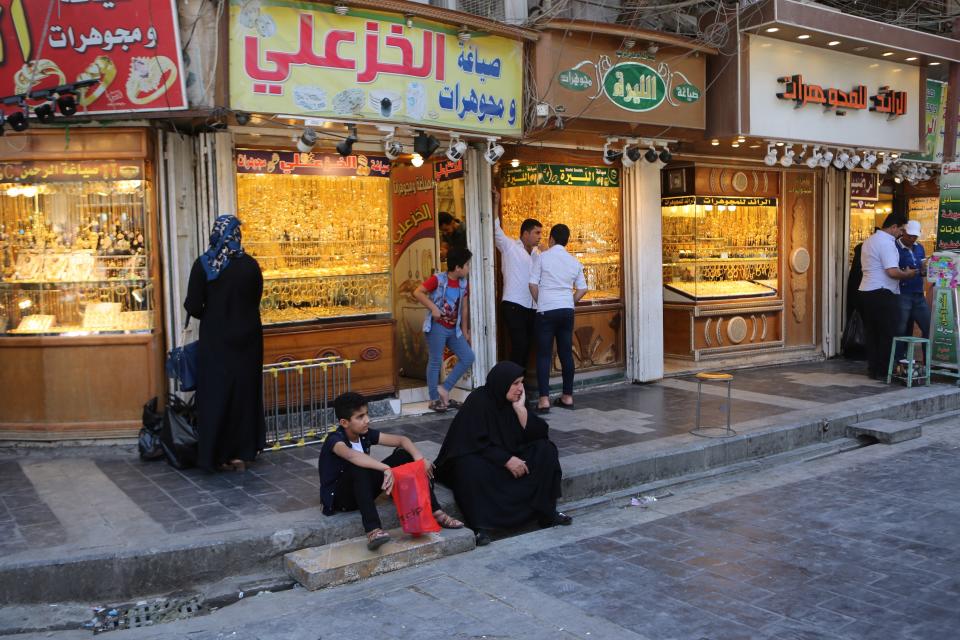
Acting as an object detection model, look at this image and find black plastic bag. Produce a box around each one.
[161,394,199,470]
[841,309,867,360]
[138,397,165,461]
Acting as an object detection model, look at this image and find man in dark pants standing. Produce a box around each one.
[529,224,589,412]
[859,212,917,380]
[493,191,542,368]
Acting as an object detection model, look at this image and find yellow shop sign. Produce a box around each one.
[229,0,523,136]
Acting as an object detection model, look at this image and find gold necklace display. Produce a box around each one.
[236,173,391,324]
[501,184,622,302]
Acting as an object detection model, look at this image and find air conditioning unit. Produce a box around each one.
[456,0,506,21]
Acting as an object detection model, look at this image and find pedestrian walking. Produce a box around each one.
[414,246,475,413]
[493,190,541,368]
[858,212,917,380]
[184,214,266,472]
[528,224,588,412]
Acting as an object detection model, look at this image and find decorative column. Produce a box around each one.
[622,160,664,382]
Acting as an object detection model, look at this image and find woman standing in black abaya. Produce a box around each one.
[434,361,570,545]
[185,214,265,472]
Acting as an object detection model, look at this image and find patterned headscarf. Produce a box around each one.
[200,215,244,281]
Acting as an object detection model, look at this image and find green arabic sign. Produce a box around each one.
[931,288,959,370]
[603,62,665,112]
[558,68,592,92]
[501,164,620,188]
[673,83,700,103]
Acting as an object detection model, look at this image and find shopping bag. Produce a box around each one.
[390,460,441,535]
[841,310,867,359]
[160,394,199,470]
[138,396,165,461]
[165,318,199,391]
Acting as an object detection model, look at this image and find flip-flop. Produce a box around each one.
[447,399,463,409]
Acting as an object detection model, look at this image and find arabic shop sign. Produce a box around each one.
[434,158,463,182]
[0,160,143,182]
[0,0,187,115]
[559,68,592,91]
[501,164,620,188]
[230,0,522,136]
[936,162,960,252]
[776,74,907,117]
[661,196,777,207]
[603,63,665,112]
[235,150,390,177]
[849,171,879,201]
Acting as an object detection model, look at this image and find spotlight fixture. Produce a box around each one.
[413,130,440,159]
[336,125,357,157]
[510,158,520,168]
[410,153,424,168]
[8,110,27,132]
[850,152,861,166]
[384,134,403,161]
[838,150,849,163]
[644,146,658,163]
[819,149,834,168]
[297,127,318,153]
[780,146,795,167]
[805,145,821,169]
[876,159,890,174]
[458,26,471,44]
[659,145,672,163]
[445,135,468,162]
[833,155,845,169]
[234,111,251,126]
[334,2,349,15]
[711,139,719,146]
[404,14,414,28]
[621,143,636,168]
[797,144,808,161]
[764,143,778,167]
[34,101,55,124]
[483,137,504,165]
[602,138,622,165]
[625,145,643,167]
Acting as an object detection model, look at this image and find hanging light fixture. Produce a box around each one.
[483,137,504,165]
[413,130,440,159]
[780,145,795,167]
[621,142,637,168]
[764,143,778,167]
[445,135,467,162]
[602,137,621,165]
[805,145,821,169]
[336,125,357,157]
[659,145,672,163]
[410,153,425,167]
[644,145,658,163]
[296,127,318,152]
[383,131,403,160]
[819,149,834,168]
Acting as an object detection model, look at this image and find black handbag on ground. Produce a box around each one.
[138,397,165,461]
[166,318,199,391]
[160,394,199,470]
[841,309,867,359]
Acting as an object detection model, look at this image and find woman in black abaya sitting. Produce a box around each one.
[434,361,570,546]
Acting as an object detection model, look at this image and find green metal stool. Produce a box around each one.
[886,337,931,387]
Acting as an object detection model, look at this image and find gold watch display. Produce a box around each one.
[0,176,155,335]
[661,196,779,300]
[500,179,622,303]
[236,171,391,324]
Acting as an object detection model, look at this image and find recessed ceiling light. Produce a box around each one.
[882,51,894,57]
[737,136,746,142]
[892,68,901,73]
[853,46,868,52]
[765,27,779,33]
[869,63,879,68]
[749,144,761,149]
[711,139,720,146]
[776,142,784,147]
[906,57,918,61]
[930,61,941,66]
[732,142,740,148]
[828,40,841,46]
[797,34,811,40]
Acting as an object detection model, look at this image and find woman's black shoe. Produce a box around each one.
[475,530,493,546]
[539,511,573,528]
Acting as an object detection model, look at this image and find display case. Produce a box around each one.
[0,178,155,335]
[849,198,891,262]
[500,168,622,303]
[661,196,779,301]
[236,170,391,325]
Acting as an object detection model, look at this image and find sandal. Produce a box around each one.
[446,399,463,410]
[428,400,447,413]
[366,528,391,551]
[433,510,464,529]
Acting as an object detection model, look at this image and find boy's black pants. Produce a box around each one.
[332,449,441,532]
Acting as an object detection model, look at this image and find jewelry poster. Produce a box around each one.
[392,164,438,379]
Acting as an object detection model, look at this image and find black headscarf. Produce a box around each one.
[434,362,527,479]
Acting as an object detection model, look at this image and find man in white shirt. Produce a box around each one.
[529,224,588,412]
[494,195,542,368]
[858,212,917,379]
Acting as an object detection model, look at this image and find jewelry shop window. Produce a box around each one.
[0,161,154,335]
[235,151,392,325]
[662,196,779,300]
[500,164,622,303]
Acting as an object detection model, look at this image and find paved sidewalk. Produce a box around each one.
[11,408,960,639]
[2,359,958,604]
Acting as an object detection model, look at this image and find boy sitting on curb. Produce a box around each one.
[319,391,464,550]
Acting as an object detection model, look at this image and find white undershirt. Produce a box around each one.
[349,439,364,453]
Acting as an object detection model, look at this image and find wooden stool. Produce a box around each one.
[887,337,931,388]
[690,372,736,438]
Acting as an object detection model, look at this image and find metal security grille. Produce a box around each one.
[263,357,354,450]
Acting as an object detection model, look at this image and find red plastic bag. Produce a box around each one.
[390,460,441,535]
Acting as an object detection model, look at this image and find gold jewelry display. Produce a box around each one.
[662,202,779,300]
[237,173,391,325]
[501,183,622,302]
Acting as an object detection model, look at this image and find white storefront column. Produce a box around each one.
[622,161,664,382]
[464,146,496,386]
[822,167,849,357]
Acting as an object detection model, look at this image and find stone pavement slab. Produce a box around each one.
[846,417,922,444]
[2,358,959,605]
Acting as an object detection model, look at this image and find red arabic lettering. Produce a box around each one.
[244,13,355,84]
[357,21,435,83]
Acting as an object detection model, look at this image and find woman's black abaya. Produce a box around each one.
[434,361,563,530]
[184,233,265,472]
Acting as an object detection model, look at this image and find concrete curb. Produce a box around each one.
[2,384,958,605]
